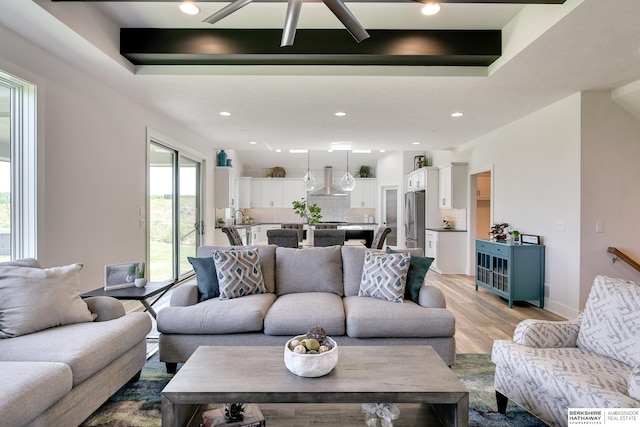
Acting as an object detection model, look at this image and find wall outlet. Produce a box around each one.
[556,221,565,232]
[596,221,604,233]
[139,219,146,229]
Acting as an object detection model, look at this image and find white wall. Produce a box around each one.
[0,23,217,291]
[579,91,640,306]
[454,94,583,317]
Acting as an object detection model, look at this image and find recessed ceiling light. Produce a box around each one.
[379,149,386,153]
[219,111,231,116]
[275,149,282,153]
[289,149,308,153]
[249,141,257,145]
[335,112,346,117]
[412,142,421,145]
[451,112,464,117]
[352,150,371,154]
[421,2,441,16]
[179,2,200,15]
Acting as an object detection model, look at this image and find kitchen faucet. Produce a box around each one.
[232,209,245,225]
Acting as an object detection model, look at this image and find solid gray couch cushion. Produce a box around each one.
[343,295,455,338]
[0,361,72,427]
[0,312,151,386]
[198,245,276,293]
[158,293,276,334]
[275,246,343,296]
[341,246,367,297]
[264,292,345,336]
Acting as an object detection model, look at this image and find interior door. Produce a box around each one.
[382,186,398,246]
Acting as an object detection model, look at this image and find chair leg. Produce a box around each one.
[496,391,509,414]
[166,362,178,374]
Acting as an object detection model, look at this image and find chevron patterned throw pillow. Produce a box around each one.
[213,249,266,300]
[358,249,410,303]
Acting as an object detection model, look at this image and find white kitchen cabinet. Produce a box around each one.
[214,167,237,208]
[282,179,306,208]
[250,225,264,245]
[350,178,377,208]
[406,168,426,191]
[426,230,467,274]
[237,177,252,208]
[251,178,305,208]
[438,162,468,209]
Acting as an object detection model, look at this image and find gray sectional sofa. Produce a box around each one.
[157,244,456,372]
[0,259,152,427]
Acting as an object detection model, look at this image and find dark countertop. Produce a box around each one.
[427,228,468,232]
[217,222,378,229]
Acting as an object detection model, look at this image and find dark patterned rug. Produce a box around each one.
[81,353,546,427]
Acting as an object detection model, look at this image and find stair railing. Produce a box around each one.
[607,247,640,273]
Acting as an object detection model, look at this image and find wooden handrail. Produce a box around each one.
[607,247,640,273]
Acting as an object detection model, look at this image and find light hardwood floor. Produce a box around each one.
[426,272,565,354]
[145,271,566,356]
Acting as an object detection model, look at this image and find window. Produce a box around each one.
[0,70,37,261]
[148,134,204,282]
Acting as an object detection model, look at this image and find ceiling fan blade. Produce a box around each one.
[281,0,304,47]
[203,0,254,24]
[322,0,370,43]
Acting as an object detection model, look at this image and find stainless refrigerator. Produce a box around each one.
[404,190,425,250]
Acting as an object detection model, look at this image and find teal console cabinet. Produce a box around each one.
[475,239,545,308]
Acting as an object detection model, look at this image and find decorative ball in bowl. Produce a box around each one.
[284,334,338,378]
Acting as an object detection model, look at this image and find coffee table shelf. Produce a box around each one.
[162,346,468,427]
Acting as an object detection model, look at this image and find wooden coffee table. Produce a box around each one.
[161,345,468,427]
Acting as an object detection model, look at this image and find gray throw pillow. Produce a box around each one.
[359,249,410,303]
[0,258,41,268]
[275,246,344,296]
[213,248,266,300]
[0,263,95,338]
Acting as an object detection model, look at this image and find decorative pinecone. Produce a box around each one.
[224,403,245,422]
[306,326,327,344]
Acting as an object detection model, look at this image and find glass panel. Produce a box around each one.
[149,142,176,282]
[0,86,11,262]
[178,155,200,277]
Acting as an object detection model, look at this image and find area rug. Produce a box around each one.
[81,353,546,427]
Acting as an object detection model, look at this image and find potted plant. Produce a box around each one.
[357,165,371,178]
[292,198,322,224]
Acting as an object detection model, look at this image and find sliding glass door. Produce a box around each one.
[149,141,202,282]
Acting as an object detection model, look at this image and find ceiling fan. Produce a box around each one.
[203,0,370,47]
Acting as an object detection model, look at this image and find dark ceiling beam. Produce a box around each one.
[120,29,500,66]
[54,0,565,4]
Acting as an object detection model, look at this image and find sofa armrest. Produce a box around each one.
[418,285,446,308]
[170,283,199,306]
[84,296,125,321]
[513,315,582,348]
[629,365,640,401]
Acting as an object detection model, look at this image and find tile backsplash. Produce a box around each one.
[439,208,467,230]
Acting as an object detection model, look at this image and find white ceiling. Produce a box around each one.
[3,0,640,171]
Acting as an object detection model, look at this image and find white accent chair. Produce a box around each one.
[492,275,640,427]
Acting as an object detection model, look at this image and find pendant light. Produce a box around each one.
[302,151,316,191]
[339,150,356,191]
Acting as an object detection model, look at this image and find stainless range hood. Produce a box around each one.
[310,166,347,196]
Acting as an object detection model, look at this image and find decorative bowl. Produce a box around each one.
[284,335,338,377]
